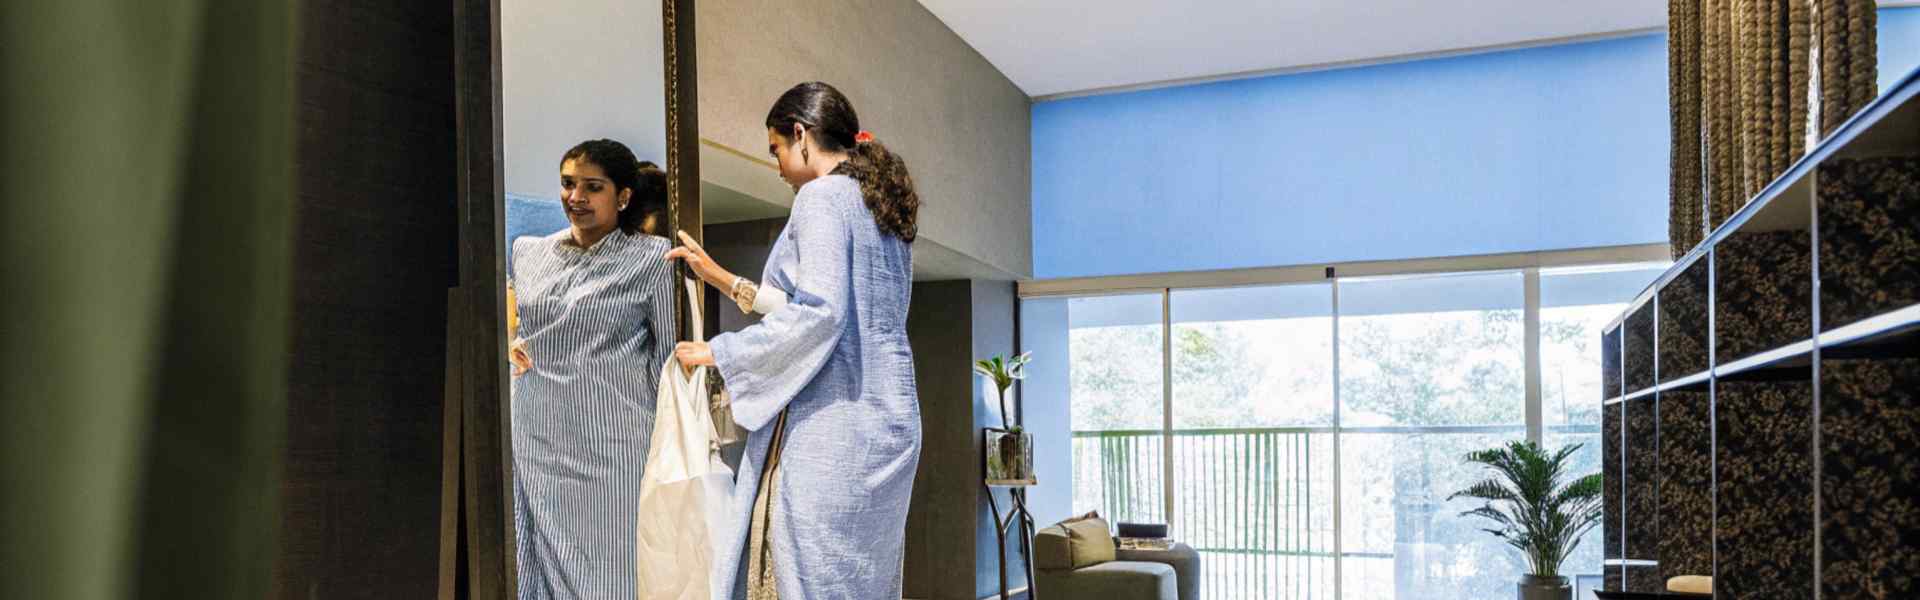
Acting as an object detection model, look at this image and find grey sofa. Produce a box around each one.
[1031,522,1200,600]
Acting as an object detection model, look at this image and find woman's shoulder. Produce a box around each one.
[512,229,566,259]
[797,174,859,201]
[795,175,860,218]
[625,232,672,255]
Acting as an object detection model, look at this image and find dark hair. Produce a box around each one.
[560,139,668,236]
[765,82,919,242]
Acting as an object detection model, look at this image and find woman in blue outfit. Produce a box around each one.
[510,139,676,600]
[667,82,922,600]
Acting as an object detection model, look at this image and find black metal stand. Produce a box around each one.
[984,428,1037,599]
[986,483,1036,599]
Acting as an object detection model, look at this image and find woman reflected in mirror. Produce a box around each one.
[507,138,676,600]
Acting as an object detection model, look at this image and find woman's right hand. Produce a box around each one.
[663,230,733,290]
[509,337,532,377]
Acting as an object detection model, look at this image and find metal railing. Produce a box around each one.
[1074,428,1339,600]
[1072,425,1605,600]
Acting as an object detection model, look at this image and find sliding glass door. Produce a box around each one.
[1036,261,1666,600]
[1171,284,1336,599]
[1336,271,1525,599]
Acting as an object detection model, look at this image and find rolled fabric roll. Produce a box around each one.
[1667,575,1713,594]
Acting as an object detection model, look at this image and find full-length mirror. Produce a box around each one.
[498,1,686,597]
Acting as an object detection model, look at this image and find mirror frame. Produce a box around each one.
[448,0,699,597]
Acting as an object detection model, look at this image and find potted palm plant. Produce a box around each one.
[975,352,1033,482]
[1449,440,1605,600]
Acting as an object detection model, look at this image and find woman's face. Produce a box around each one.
[768,126,813,190]
[559,158,629,235]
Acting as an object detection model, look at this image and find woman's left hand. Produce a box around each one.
[675,341,715,368]
[664,230,732,290]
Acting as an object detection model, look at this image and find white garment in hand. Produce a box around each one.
[635,279,735,600]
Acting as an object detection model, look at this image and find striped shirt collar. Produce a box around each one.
[556,228,628,255]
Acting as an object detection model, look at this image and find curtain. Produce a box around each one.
[1,2,297,599]
[1668,0,1876,259]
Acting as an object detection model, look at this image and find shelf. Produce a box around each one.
[1604,327,1624,400]
[1715,231,1813,366]
[1603,66,1920,334]
[1715,339,1815,379]
[1625,301,1657,393]
[1600,367,1757,406]
[1820,304,1920,352]
[1659,369,1712,393]
[1603,559,1660,568]
[1818,156,1920,332]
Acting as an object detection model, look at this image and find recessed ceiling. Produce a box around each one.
[916,0,1666,98]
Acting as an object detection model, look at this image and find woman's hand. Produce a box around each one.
[663,230,734,290]
[509,337,532,377]
[675,341,715,372]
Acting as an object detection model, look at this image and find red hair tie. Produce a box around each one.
[854,131,875,144]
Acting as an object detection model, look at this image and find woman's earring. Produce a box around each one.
[801,145,810,164]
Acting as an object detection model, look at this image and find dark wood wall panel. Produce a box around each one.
[279,1,458,598]
[1821,359,1920,598]
[1715,380,1814,599]
[904,281,981,600]
[1655,390,1712,582]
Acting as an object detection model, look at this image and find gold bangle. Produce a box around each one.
[731,277,757,314]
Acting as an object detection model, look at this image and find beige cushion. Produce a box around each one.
[1062,516,1116,567]
[1033,525,1074,570]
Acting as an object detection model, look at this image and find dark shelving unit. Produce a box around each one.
[1600,67,1920,597]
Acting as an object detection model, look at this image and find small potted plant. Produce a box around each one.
[975,351,1033,482]
[1450,440,1605,600]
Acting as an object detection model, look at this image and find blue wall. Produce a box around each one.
[1886,8,1920,92]
[1018,298,1075,529]
[1032,10,1920,280]
[505,194,570,279]
[1032,34,1673,279]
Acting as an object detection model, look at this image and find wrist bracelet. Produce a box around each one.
[730,277,757,314]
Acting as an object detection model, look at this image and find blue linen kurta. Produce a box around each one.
[511,229,676,600]
[709,174,922,600]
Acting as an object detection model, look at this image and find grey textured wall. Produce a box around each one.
[697,0,1033,280]
[501,0,666,199]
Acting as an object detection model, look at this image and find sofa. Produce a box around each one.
[1030,514,1200,600]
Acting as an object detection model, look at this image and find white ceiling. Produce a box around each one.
[916,0,1667,98]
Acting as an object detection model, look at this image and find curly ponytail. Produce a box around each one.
[766,81,920,243]
[832,139,918,242]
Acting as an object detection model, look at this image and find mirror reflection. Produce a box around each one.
[500,0,676,597]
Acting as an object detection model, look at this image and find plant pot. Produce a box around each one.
[985,429,1033,483]
[1517,575,1571,600]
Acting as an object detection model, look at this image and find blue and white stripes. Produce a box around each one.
[511,228,677,600]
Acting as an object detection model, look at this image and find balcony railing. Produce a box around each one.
[1072,426,1603,600]
[1074,428,1338,600]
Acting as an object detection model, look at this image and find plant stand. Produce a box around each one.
[983,428,1037,599]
